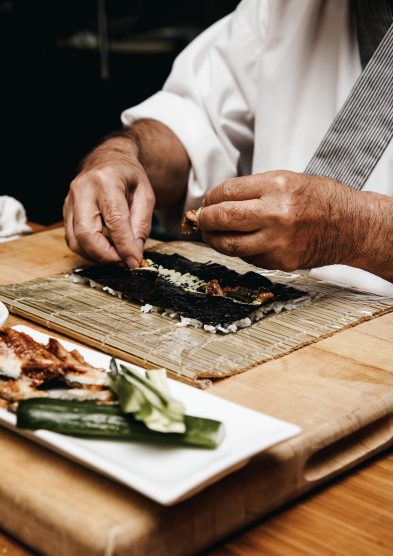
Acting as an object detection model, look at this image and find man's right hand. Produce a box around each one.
[63,136,155,268]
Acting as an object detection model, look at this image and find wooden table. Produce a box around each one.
[1,228,393,556]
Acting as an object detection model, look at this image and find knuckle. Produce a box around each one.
[280,258,299,272]
[90,167,114,186]
[220,236,240,256]
[74,226,92,243]
[137,183,155,207]
[70,173,98,194]
[69,178,82,194]
[221,178,238,200]
[218,206,233,228]
[227,203,244,221]
[145,188,155,207]
[104,211,126,228]
[136,221,152,238]
[102,201,128,229]
[243,202,260,222]
[198,206,209,226]
[203,191,212,207]
[268,170,294,192]
[265,198,296,228]
[82,168,120,192]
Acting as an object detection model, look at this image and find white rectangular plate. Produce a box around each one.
[0,325,301,505]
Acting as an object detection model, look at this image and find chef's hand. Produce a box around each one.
[197,171,362,271]
[63,136,155,268]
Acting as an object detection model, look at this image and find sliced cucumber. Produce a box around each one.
[108,359,186,433]
[16,398,225,449]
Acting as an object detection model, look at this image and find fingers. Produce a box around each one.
[64,166,154,268]
[129,179,156,251]
[203,230,300,271]
[63,200,92,261]
[202,230,267,258]
[242,253,299,272]
[70,181,123,264]
[198,171,311,272]
[203,175,266,207]
[197,200,264,232]
[202,171,299,207]
[98,186,142,268]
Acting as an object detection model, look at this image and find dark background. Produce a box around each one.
[1,0,238,224]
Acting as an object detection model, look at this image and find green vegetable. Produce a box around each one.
[16,398,225,449]
[109,359,186,434]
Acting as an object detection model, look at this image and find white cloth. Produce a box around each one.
[121,0,393,295]
[0,196,32,243]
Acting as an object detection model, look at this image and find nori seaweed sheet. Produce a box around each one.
[74,251,306,327]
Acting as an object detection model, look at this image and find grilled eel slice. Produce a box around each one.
[0,327,113,410]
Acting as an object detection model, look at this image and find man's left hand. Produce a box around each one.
[197,170,362,271]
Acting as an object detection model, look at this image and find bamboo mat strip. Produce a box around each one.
[0,277,392,382]
[1,242,393,382]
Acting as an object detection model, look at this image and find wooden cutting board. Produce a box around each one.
[1,229,393,555]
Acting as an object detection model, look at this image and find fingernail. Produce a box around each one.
[201,198,206,207]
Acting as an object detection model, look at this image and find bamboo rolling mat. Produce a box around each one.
[1,241,393,384]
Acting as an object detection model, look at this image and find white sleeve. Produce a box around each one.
[121,0,268,235]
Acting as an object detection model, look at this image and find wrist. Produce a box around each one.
[334,187,366,266]
[80,133,140,173]
[326,187,373,268]
[303,180,360,268]
[343,191,388,272]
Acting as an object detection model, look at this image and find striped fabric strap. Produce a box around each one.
[305,22,393,190]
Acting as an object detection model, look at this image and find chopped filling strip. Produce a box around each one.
[137,262,274,305]
[222,286,253,303]
[139,258,151,268]
[256,291,274,303]
[204,279,224,296]
[139,261,205,290]
[181,209,200,235]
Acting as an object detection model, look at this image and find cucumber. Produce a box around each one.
[16,398,225,449]
[109,359,186,434]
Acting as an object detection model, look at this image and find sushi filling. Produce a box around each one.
[139,259,275,306]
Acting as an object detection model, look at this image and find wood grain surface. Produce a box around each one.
[1,229,393,556]
[2,446,393,556]
[0,532,31,556]
[213,448,393,556]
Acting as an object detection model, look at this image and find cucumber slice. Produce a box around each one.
[16,398,225,449]
[109,359,186,433]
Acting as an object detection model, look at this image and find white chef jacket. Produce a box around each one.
[121,0,393,294]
